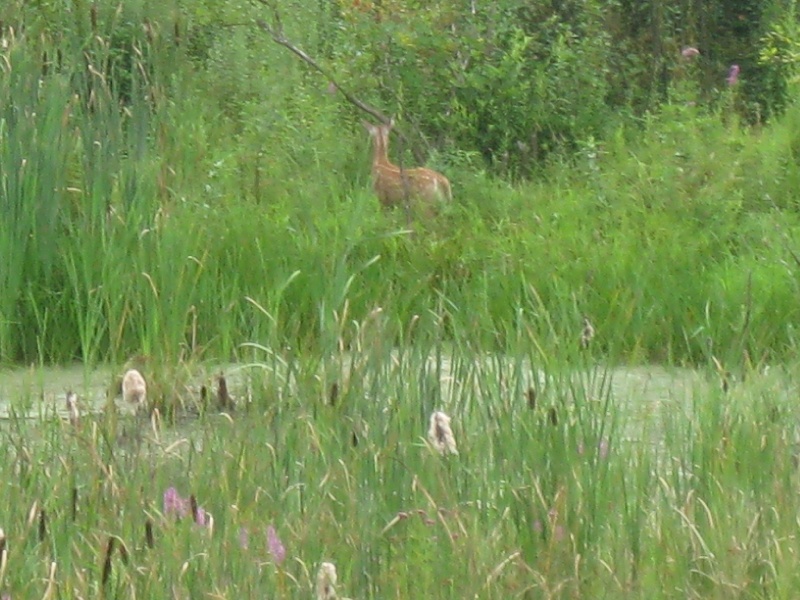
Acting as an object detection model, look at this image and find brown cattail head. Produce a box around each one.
[217,373,231,410]
[527,386,536,410]
[101,536,116,585]
[189,495,199,523]
[38,509,47,542]
[90,3,98,32]
[145,519,154,549]
[328,382,339,406]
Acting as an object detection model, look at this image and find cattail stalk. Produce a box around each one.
[101,537,115,585]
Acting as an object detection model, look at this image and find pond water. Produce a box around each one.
[0,359,708,422]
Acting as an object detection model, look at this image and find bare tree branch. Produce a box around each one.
[253,0,432,165]
[253,1,389,124]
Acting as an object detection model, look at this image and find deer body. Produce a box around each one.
[364,120,451,211]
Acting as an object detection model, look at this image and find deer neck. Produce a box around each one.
[372,132,394,172]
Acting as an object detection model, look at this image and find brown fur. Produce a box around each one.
[363,120,451,211]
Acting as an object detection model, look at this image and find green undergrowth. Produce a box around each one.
[1,9,800,369]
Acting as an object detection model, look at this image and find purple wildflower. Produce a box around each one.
[266,525,286,565]
[194,507,208,527]
[163,487,209,527]
[239,527,249,549]
[726,64,740,86]
[163,487,188,518]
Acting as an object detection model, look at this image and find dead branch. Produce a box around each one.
[254,0,388,123]
[253,0,427,164]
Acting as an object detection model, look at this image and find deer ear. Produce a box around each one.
[388,117,395,129]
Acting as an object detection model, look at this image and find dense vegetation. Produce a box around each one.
[4,2,800,598]
[0,0,799,368]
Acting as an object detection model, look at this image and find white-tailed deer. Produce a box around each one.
[363,119,452,211]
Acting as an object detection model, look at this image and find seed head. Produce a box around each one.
[66,391,79,426]
[428,411,458,455]
[580,316,595,349]
[122,369,147,406]
[316,562,338,600]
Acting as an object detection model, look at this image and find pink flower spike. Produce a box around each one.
[195,507,208,527]
[681,46,700,59]
[726,64,740,86]
[267,525,286,565]
[163,487,188,518]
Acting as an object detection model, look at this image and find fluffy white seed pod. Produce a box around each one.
[428,411,458,455]
[316,562,338,600]
[122,369,147,406]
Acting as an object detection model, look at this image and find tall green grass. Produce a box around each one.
[1,335,799,598]
[2,4,800,369]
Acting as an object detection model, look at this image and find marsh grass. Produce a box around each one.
[1,337,800,598]
[4,5,800,595]
[4,8,800,367]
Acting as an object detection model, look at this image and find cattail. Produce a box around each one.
[144,519,154,549]
[101,536,115,585]
[217,373,231,410]
[189,495,199,523]
[316,562,338,600]
[428,411,458,455]
[548,407,558,426]
[200,385,208,404]
[122,369,147,407]
[526,386,536,410]
[580,316,595,349]
[90,3,97,33]
[38,509,47,542]
[71,487,78,521]
[328,382,339,406]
